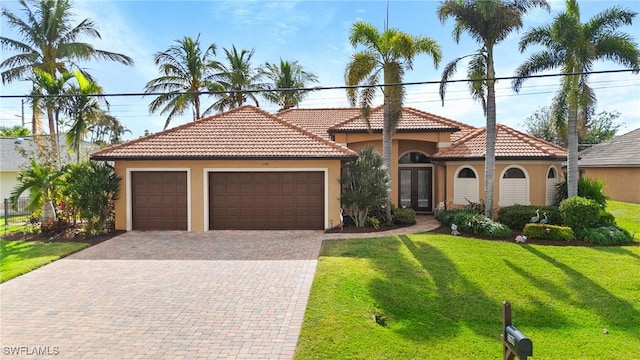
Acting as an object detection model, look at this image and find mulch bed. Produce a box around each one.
[325,223,411,234]
[1,229,125,246]
[429,225,639,247]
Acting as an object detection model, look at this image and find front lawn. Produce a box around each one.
[295,234,640,359]
[608,200,640,234]
[0,240,89,282]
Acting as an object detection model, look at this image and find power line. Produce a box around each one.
[0,68,636,99]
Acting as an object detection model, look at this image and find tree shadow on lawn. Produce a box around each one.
[522,245,640,336]
[592,246,640,261]
[363,234,508,342]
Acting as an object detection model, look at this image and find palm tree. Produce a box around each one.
[87,111,130,145]
[345,21,441,220]
[66,71,106,162]
[263,59,318,111]
[208,45,265,112]
[0,0,133,135]
[438,0,549,219]
[10,158,67,222]
[513,0,640,198]
[144,35,218,129]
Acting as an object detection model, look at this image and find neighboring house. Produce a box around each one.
[0,135,98,205]
[91,105,567,232]
[578,128,640,204]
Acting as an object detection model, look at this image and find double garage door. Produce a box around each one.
[131,171,324,230]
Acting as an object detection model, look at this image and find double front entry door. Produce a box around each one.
[399,167,432,212]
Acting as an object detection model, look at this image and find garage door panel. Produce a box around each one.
[209,172,324,230]
[132,171,188,230]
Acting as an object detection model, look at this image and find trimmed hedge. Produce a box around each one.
[497,205,561,229]
[523,224,574,241]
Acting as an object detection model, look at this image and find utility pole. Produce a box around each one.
[21,99,25,127]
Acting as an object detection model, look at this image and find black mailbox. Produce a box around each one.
[504,325,533,358]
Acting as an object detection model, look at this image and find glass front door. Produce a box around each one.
[399,167,432,212]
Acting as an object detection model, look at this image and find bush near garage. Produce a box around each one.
[497,205,561,229]
[523,224,574,241]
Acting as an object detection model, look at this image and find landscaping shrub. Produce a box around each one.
[559,197,601,233]
[435,209,466,227]
[437,210,511,238]
[40,217,73,238]
[523,224,574,241]
[581,226,634,245]
[556,176,608,209]
[461,199,485,214]
[497,205,561,229]
[340,146,390,227]
[366,217,381,230]
[598,210,616,227]
[392,207,416,225]
[64,161,121,236]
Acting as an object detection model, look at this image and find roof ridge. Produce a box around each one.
[327,107,375,131]
[265,108,357,156]
[92,105,258,157]
[404,107,473,130]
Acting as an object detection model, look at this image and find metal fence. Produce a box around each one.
[3,197,31,225]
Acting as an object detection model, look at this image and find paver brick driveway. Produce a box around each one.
[1,231,324,359]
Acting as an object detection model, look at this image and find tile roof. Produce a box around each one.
[578,128,640,167]
[328,106,467,133]
[276,108,362,140]
[91,105,357,160]
[1,135,98,171]
[433,124,568,160]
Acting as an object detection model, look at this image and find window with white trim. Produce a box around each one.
[499,166,530,206]
[453,166,479,205]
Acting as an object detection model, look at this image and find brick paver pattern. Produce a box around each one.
[0,216,439,359]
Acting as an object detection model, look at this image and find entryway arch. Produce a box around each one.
[398,151,433,212]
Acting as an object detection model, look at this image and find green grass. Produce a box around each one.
[0,240,89,282]
[608,200,640,234]
[295,234,640,359]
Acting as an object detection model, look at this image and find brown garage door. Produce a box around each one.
[209,172,324,230]
[132,171,188,230]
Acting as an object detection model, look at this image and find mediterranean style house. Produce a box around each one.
[91,105,567,231]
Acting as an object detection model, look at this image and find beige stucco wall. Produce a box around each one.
[332,132,451,210]
[442,161,565,210]
[0,171,20,202]
[582,167,640,204]
[113,159,344,232]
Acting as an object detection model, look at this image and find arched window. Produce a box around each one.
[546,166,559,205]
[399,152,431,164]
[499,166,530,206]
[453,166,479,205]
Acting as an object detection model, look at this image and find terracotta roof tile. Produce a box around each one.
[276,108,362,139]
[328,106,468,133]
[433,124,567,159]
[91,106,357,160]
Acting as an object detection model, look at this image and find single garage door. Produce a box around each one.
[132,171,188,230]
[209,172,324,230]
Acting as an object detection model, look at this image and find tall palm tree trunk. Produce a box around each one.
[484,48,497,219]
[567,86,579,198]
[382,96,393,221]
[47,107,56,135]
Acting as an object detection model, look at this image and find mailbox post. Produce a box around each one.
[502,301,533,360]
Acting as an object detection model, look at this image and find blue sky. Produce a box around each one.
[1,0,639,139]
